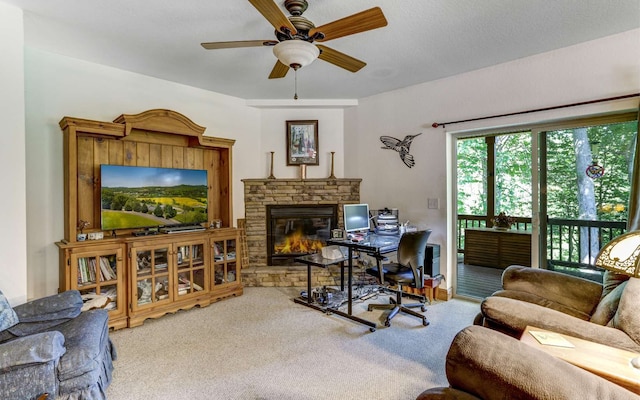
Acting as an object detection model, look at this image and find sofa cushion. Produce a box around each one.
[13,290,82,323]
[9,290,83,336]
[0,290,19,331]
[613,277,640,346]
[491,290,592,320]
[590,280,627,326]
[500,265,602,316]
[601,270,630,297]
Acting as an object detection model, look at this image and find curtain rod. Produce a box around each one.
[431,93,640,128]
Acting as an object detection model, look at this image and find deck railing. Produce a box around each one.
[457,214,626,271]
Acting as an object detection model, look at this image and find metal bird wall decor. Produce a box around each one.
[380,133,422,168]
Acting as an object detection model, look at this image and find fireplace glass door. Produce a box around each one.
[267,205,337,265]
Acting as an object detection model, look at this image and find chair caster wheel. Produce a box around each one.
[369,327,376,332]
[421,306,427,312]
[367,306,373,311]
[384,320,391,327]
[422,319,429,326]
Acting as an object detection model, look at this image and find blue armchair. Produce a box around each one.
[0,290,116,400]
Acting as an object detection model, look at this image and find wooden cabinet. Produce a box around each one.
[464,228,531,269]
[56,109,242,329]
[128,233,221,328]
[58,242,128,330]
[58,229,242,329]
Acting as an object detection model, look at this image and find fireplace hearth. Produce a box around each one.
[267,204,337,265]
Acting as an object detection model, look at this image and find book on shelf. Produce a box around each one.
[77,258,96,284]
[191,245,201,260]
[99,257,117,281]
[178,276,204,291]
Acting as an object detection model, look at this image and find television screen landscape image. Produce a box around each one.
[100,165,208,231]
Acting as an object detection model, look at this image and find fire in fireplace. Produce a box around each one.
[266,204,338,265]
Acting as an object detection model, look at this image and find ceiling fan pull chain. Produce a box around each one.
[294,69,298,100]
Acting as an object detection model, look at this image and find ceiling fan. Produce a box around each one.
[201,0,388,79]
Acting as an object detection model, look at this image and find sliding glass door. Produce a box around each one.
[456,131,532,298]
[455,113,637,297]
[540,119,637,280]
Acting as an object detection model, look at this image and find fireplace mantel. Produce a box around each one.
[243,178,361,270]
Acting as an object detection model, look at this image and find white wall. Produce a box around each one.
[347,28,640,291]
[0,3,27,305]
[255,108,345,180]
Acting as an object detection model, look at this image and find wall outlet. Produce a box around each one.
[428,198,439,209]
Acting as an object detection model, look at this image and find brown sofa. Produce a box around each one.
[417,325,638,400]
[474,265,640,353]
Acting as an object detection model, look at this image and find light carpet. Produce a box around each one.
[106,287,480,400]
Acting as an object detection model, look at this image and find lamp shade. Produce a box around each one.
[594,230,640,277]
[273,40,319,70]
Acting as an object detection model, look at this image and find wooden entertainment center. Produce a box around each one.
[56,109,242,329]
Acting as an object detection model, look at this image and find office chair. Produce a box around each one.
[365,230,431,327]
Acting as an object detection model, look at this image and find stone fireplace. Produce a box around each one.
[241,178,361,287]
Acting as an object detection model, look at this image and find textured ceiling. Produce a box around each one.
[5,0,640,100]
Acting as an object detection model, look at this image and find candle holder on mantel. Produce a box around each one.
[328,151,336,179]
[299,164,307,180]
[267,151,276,179]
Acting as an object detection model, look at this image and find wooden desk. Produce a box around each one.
[520,326,640,394]
[464,227,531,268]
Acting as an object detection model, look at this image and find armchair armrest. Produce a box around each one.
[500,265,602,315]
[0,331,65,371]
[441,326,638,400]
[481,296,640,352]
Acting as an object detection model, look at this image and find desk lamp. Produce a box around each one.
[594,230,640,368]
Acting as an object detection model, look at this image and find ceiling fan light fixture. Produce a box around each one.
[273,40,319,70]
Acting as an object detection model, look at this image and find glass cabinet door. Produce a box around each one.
[175,241,207,298]
[133,245,171,308]
[212,238,238,286]
[71,247,122,314]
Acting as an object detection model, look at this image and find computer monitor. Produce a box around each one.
[343,203,370,233]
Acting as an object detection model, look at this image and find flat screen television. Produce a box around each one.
[100,165,208,231]
[343,203,370,233]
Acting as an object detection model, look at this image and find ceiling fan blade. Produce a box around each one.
[201,40,278,50]
[248,0,297,35]
[268,60,290,79]
[309,7,387,42]
[317,45,366,73]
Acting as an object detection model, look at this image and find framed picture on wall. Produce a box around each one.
[286,120,319,165]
